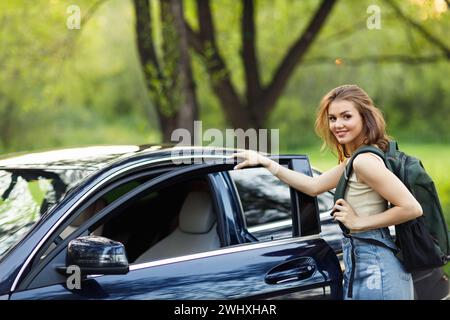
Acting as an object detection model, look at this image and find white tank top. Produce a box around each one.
[344,153,388,219]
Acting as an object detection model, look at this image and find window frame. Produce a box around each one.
[227,166,294,242]
[31,167,172,269]
[17,161,234,291]
[16,157,321,292]
[225,156,321,241]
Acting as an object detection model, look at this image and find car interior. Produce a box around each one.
[133,188,221,263]
[60,198,107,239]
[61,176,222,264]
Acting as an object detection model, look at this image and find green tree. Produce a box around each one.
[186,0,337,130]
[133,0,199,142]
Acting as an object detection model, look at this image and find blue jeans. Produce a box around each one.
[341,228,414,300]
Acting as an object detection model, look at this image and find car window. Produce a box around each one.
[25,164,315,290]
[229,167,293,241]
[28,174,223,289]
[312,168,334,213]
[37,179,144,261]
[38,166,331,270]
[0,168,91,261]
[101,180,213,264]
[317,190,334,213]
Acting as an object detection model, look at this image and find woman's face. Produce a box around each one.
[328,99,364,151]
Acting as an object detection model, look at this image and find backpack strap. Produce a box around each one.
[384,140,399,173]
[388,140,398,155]
[345,145,387,180]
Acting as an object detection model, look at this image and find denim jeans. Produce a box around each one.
[341,228,414,300]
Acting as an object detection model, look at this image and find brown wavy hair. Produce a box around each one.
[314,84,391,163]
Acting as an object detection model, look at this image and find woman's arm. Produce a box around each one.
[231,150,346,197]
[332,153,423,232]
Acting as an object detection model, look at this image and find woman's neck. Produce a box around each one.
[346,136,367,155]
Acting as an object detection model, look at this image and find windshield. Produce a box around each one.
[0,168,92,260]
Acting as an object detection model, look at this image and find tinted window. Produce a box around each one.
[312,169,334,213]
[42,175,219,265]
[35,176,221,283]
[229,167,292,241]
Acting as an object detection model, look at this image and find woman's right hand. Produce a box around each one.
[230,150,269,170]
[230,150,280,174]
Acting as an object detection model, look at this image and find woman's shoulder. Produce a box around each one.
[354,144,384,164]
[352,152,387,184]
[353,151,386,176]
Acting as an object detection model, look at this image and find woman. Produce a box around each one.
[232,84,422,300]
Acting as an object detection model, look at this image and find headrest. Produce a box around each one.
[71,207,94,227]
[179,191,216,234]
[71,199,106,227]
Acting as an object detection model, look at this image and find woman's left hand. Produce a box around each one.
[332,198,362,231]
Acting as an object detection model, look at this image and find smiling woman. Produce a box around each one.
[327,100,364,153]
[315,85,391,163]
[232,84,422,300]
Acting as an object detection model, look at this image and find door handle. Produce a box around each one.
[265,257,316,285]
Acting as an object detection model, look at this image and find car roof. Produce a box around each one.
[0,144,251,171]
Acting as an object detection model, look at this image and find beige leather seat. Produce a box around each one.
[60,199,106,239]
[134,191,220,264]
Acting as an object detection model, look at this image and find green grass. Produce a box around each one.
[288,143,450,275]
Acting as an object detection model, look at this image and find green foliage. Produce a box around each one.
[0,0,449,154]
[0,0,160,153]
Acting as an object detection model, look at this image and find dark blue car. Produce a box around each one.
[0,145,447,300]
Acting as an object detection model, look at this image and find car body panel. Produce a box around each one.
[10,237,342,300]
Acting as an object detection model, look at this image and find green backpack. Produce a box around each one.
[335,141,450,272]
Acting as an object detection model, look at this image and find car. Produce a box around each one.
[0,145,447,300]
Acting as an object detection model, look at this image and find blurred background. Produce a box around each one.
[0,0,449,254]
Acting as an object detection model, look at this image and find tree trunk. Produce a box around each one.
[133,0,199,144]
[161,0,199,143]
[193,0,253,129]
[0,101,14,149]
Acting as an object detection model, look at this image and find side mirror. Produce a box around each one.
[67,236,129,275]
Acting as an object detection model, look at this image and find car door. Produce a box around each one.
[214,156,343,299]
[10,159,342,300]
